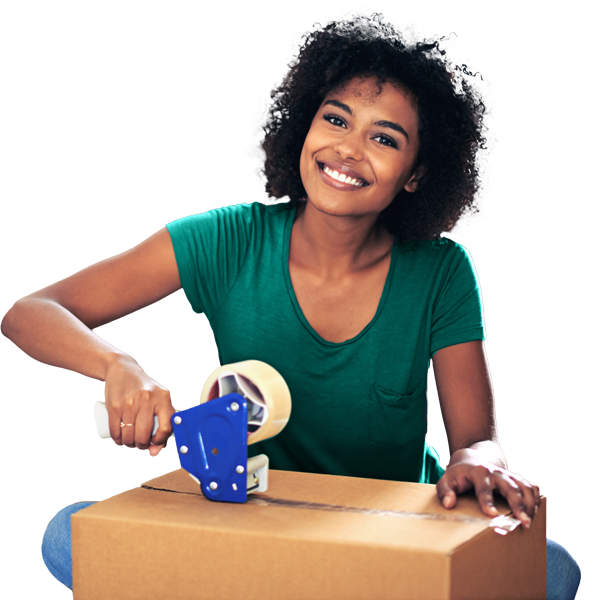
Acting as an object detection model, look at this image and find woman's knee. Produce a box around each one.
[547,539,581,600]
[42,502,94,552]
[41,501,96,590]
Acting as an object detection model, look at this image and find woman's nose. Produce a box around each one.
[334,130,364,162]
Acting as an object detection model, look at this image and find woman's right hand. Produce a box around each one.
[104,355,175,456]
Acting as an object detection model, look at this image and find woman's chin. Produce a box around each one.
[305,194,383,222]
[308,198,356,218]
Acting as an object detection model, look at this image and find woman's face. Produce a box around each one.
[299,76,421,219]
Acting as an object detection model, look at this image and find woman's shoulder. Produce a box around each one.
[235,200,295,222]
[395,236,471,259]
[169,200,293,229]
[393,237,478,282]
[243,200,296,219]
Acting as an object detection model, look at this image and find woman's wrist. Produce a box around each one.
[102,351,140,381]
[448,440,507,470]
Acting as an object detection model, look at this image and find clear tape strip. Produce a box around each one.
[141,485,520,534]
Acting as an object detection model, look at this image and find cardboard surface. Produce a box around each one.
[72,469,546,600]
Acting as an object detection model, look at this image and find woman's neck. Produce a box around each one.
[290,201,394,278]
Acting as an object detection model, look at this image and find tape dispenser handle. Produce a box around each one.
[93,401,160,439]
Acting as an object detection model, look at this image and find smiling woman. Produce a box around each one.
[1,13,580,600]
[299,77,421,219]
[262,16,485,243]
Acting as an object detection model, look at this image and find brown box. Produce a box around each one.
[72,469,545,600]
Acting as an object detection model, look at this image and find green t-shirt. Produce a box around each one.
[166,202,485,484]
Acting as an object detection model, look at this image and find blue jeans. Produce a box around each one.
[43,502,581,598]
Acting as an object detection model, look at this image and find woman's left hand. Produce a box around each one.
[436,448,541,528]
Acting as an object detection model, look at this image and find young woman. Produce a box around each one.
[2,15,580,599]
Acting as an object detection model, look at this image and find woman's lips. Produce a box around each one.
[317,161,370,191]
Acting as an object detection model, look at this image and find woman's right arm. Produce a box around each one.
[1,227,182,455]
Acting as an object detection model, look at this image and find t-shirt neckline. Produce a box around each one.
[282,205,398,347]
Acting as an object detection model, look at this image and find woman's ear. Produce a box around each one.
[404,165,426,193]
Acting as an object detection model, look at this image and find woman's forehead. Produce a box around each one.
[325,75,417,108]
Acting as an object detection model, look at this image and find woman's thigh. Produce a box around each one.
[41,501,96,590]
[547,538,581,600]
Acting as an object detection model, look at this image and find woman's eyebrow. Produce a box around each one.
[323,99,409,142]
[323,99,353,115]
[374,120,409,142]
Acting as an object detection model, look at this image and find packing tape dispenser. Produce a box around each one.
[93,360,292,503]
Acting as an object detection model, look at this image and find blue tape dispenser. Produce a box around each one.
[94,361,291,503]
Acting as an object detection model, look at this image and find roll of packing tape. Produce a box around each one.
[200,360,291,445]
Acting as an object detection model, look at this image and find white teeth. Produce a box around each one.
[322,165,364,187]
[324,166,340,180]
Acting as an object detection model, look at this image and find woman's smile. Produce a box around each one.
[299,75,421,219]
[318,160,370,189]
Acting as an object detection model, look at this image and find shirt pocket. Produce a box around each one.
[368,379,427,447]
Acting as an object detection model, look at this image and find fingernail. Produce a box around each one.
[443,495,452,508]
[487,504,499,516]
[521,513,531,528]
[534,505,538,515]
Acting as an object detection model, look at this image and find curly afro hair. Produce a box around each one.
[262,15,487,241]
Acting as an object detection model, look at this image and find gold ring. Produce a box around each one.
[120,422,134,428]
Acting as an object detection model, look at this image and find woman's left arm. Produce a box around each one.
[433,340,540,528]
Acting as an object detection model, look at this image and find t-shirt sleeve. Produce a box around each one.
[166,203,254,318]
[429,243,486,356]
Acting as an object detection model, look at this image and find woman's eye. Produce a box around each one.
[374,134,398,149]
[324,114,346,127]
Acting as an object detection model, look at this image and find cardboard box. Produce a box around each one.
[72,469,545,600]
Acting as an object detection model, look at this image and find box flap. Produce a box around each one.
[114,469,514,553]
